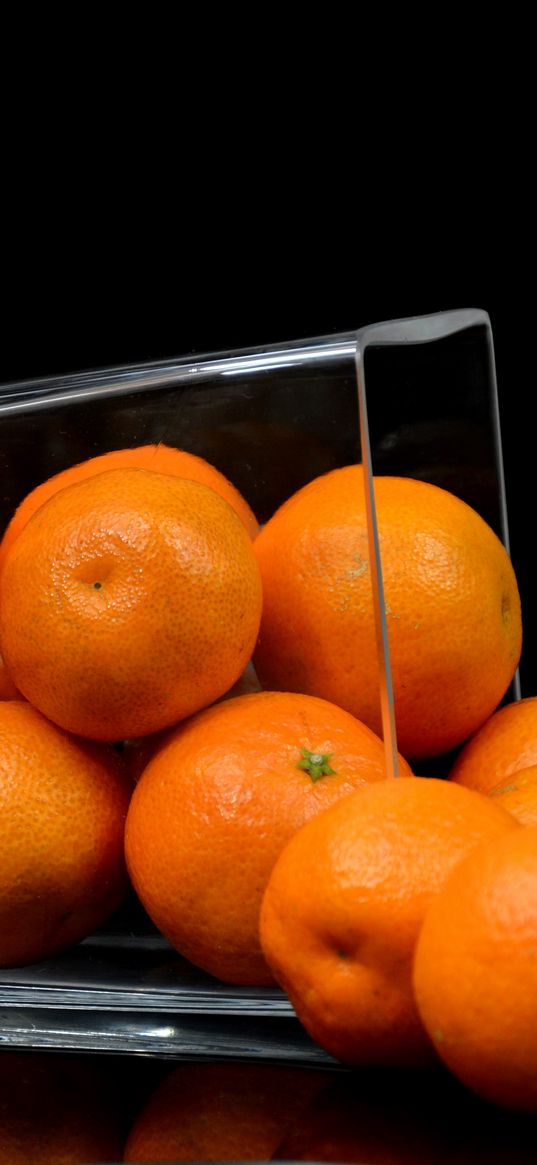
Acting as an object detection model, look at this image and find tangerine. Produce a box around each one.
[0,442,259,576]
[259,776,518,1065]
[253,466,521,759]
[0,700,131,967]
[124,690,413,984]
[413,825,537,1112]
[450,696,537,793]
[488,764,537,826]
[0,468,262,741]
[0,650,19,701]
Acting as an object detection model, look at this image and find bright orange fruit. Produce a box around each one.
[260,776,518,1066]
[488,764,537,826]
[124,690,413,985]
[254,466,521,759]
[0,442,259,577]
[413,826,537,1112]
[0,700,131,967]
[0,650,19,701]
[0,468,262,741]
[450,697,537,794]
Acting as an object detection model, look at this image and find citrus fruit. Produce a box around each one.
[123,1061,328,1162]
[0,700,132,967]
[0,1051,127,1164]
[253,465,521,759]
[0,650,19,700]
[413,825,537,1112]
[259,776,518,1065]
[450,697,537,793]
[124,690,413,984]
[0,442,259,576]
[121,664,262,783]
[488,764,537,825]
[0,467,262,741]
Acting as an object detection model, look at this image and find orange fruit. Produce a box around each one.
[253,465,521,759]
[488,764,537,825]
[124,690,413,984]
[450,697,537,794]
[123,1061,328,1162]
[121,664,262,784]
[0,442,259,576]
[0,700,131,967]
[259,776,518,1066]
[0,467,262,741]
[0,1051,127,1164]
[0,649,20,700]
[413,826,537,1112]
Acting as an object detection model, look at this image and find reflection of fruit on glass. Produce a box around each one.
[254,465,522,759]
[274,1063,537,1165]
[0,442,259,576]
[0,1051,127,1163]
[0,468,262,741]
[124,1060,330,1162]
[260,777,518,1066]
[125,690,413,984]
[414,826,537,1113]
[0,701,131,968]
[450,697,537,794]
[487,764,537,825]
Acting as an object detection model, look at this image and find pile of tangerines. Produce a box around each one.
[1,444,537,1117]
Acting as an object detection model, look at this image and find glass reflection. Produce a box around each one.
[1,1050,536,1164]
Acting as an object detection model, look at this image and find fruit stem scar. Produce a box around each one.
[297,748,336,782]
[93,582,102,589]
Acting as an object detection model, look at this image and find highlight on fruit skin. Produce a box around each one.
[253,465,522,760]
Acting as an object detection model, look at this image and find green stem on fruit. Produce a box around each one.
[297,748,336,782]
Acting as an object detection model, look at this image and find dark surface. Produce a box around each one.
[0,1047,535,1162]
